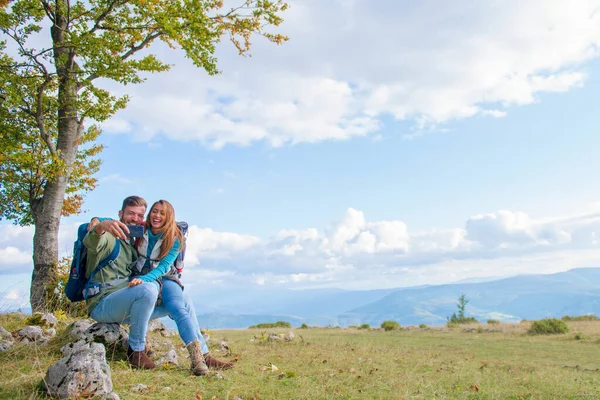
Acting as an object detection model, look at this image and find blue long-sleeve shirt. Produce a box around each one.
[138,230,181,283]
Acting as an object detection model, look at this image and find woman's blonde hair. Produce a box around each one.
[146,199,184,260]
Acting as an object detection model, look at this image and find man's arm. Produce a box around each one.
[90,219,131,240]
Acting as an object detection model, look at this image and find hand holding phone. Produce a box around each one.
[125,225,144,238]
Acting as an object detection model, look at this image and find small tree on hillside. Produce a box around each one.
[457,293,468,319]
[447,293,478,325]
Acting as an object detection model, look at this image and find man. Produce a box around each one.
[85,195,232,371]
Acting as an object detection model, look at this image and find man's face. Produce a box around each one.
[119,205,146,225]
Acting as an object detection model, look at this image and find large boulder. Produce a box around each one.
[72,322,129,350]
[67,319,95,340]
[44,341,115,399]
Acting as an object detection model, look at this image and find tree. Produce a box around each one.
[446,293,478,325]
[457,293,468,319]
[0,0,288,311]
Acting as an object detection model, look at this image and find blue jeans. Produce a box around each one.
[153,279,208,353]
[90,281,159,351]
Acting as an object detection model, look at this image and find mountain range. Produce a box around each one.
[192,267,600,328]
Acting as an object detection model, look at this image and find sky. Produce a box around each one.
[3,0,600,310]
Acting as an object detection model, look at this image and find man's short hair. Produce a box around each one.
[121,195,147,211]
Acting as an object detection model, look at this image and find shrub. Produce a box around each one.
[419,324,427,329]
[561,314,599,322]
[358,323,370,330]
[299,323,309,329]
[447,313,478,325]
[527,318,569,335]
[380,320,401,331]
[574,332,585,340]
[487,319,500,325]
[248,321,292,329]
[446,322,459,328]
[44,256,87,318]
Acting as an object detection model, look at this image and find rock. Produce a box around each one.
[41,313,58,328]
[45,328,57,338]
[214,372,225,380]
[148,319,167,332]
[76,323,129,349]
[100,393,120,400]
[17,326,44,342]
[158,349,178,366]
[285,331,295,341]
[67,319,94,340]
[148,320,176,337]
[130,384,148,393]
[0,326,12,339]
[160,329,177,337]
[267,333,283,342]
[0,326,14,351]
[44,341,113,399]
[0,340,14,351]
[163,387,171,392]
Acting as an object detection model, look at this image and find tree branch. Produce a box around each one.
[40,0,55,23]
[81,30,163,85]
[88,0,123,34]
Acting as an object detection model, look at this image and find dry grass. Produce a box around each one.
[1,313,600,399]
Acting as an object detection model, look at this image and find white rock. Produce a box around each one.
[44,341,112,398]
[18,326,44,342]
[158,349,179,366]
[41,313,58,328]
[130,384,148,392]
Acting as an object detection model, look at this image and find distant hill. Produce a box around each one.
[194,268,600,329]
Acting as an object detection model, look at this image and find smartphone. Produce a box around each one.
[125,225,144,238]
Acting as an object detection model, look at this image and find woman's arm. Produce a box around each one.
[136,239,181,283]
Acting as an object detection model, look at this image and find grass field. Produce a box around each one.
[1,313,599,399]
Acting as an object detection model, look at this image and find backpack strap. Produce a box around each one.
[82,240,126,299]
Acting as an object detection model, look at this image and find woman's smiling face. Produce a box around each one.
[149,203,166,230]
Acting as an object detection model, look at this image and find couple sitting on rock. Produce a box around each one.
[84,195,232,374]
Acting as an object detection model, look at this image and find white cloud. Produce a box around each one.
[99,173,133,185]
[3,206,600,290]
[98,0,600,146]
[0,247,31,266]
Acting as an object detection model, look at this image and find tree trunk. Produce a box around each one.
[30,181,65,311]
[29,1,80,311]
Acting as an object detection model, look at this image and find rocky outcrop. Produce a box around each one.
[44,341,116,399]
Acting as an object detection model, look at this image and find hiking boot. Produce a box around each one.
[204,353,234,370]
[186,340,209,376]
[127,346,156,369]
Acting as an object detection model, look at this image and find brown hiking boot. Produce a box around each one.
[127,346,156,369]
[204,353,234,370]
[186,340,209,376]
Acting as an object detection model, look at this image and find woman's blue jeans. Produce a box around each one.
[159,279,207,351]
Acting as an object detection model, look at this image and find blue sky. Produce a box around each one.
[3,0,600,309]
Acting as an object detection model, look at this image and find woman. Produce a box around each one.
[128,199,232,375]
